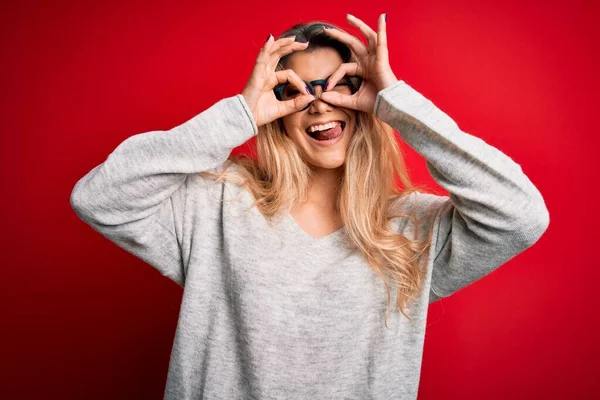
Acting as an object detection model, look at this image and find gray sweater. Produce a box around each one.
[70,80,549,399]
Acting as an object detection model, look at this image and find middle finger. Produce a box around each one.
[322,25,368,58]
[267,41,309,70]
[346,14,378,52]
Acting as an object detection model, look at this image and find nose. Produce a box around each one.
[312,84,324,98]
[308,84,331,113]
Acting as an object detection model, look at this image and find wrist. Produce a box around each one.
[241,93,259,124]
[378,76,399,91]
[377,73,399,92]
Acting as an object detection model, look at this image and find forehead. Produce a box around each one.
[283,47,343,81]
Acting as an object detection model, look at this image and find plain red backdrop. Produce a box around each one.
[1,0,598,398]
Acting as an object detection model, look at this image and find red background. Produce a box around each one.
[1,0,597,398]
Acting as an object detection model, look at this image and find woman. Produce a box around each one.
[70,14,549,400]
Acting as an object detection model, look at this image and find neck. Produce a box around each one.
[301,166,343,211]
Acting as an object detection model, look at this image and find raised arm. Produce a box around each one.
[70,95,258,285]
[319,13,549,302]
[374,80,549,302]
[71,35,317,286]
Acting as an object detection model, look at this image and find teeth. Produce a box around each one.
[308,121,341,133]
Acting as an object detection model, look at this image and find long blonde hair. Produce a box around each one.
[202,22,433,326]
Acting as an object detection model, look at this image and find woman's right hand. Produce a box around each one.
[242,35,315,128]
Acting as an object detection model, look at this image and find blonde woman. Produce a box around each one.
[70,13,549,400]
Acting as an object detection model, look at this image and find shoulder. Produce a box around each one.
[186,158,257,209]
[190,159,247,189]
[388,190,451,239]
[390,190,450,218]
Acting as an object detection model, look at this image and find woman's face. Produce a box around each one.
[280,47,356,171]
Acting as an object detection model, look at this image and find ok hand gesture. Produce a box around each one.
[242,36,315,127]
[320,14,399,113]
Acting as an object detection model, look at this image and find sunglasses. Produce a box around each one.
[273,75,363,111]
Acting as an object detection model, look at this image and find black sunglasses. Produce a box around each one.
[273,75,363,111]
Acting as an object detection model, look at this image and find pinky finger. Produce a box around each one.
[376,14,389,62]
[256,34,274,66]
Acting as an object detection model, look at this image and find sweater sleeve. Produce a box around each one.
[374,80,550,303]
[70,95,258,286]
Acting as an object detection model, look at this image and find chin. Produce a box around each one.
[307,157,346,171]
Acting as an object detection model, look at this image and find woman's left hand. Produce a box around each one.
[319,13,399,113]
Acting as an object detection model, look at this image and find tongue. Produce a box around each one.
[313,124,342,141]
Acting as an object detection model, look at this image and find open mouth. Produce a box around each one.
[305,121,346,141]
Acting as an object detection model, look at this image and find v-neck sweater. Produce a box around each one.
[70,80,550,399]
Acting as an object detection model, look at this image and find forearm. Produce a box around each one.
[70,94,258,230]
[374,80,549,243]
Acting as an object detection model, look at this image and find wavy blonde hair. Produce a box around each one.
[201,21,433,326]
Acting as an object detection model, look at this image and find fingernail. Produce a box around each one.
[305,86,311,94]
[323,82,328,91]
[323,26,332,30]
[347,14,354,19]
[385,13,387,22]
[265,34,271,43]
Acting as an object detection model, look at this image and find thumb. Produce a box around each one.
[280,94,315,115]
[319,91,356,109]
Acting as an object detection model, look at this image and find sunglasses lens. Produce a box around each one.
[282,85,311,100]
[274,75,361,109]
